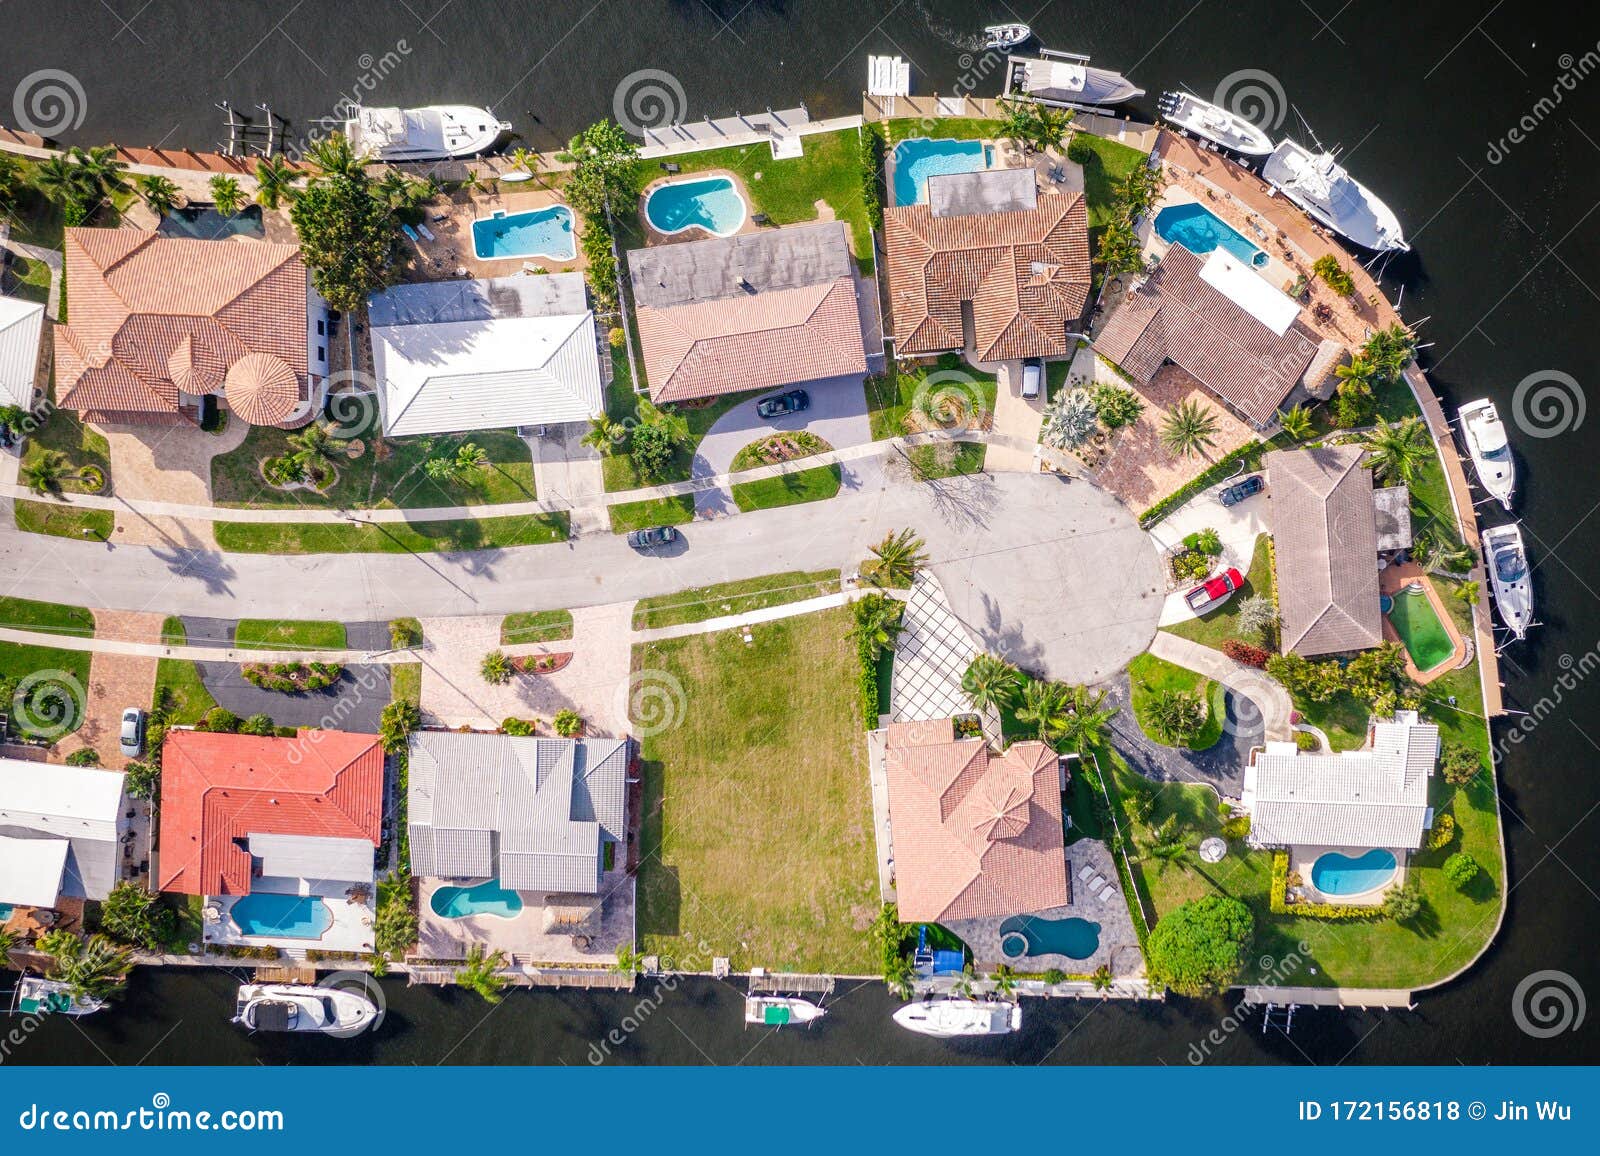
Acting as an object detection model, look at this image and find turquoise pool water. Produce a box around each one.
[230,893,333,939]
[891,137,993,206]
[998,915,1101,960]
[643,176,747,237]
[430,879,524,919]
[1154,202,1269,267]
[471,206,577,261]
[1310,849,1398,896]
[0,903,13,922]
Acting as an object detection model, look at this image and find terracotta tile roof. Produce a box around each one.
[635,278,867,403]
[1094,244,1322,426]
[883,723,1068,922]
[1265,445,1383,656]
[884,192,1091,362]
[54,228,310,424]
[157,730,384,897]
[224,352,303,426]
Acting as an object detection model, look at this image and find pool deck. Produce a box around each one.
[1379,562,1469,684]
[203,889,376,954]
[638,168,759,245]
[413,870,635,967]
[399,186,589,283]
[1287,844,1407,907]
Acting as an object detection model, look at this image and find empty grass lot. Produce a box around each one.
[632,571,840,630]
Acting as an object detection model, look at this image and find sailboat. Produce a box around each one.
[1157,91,1276,157]
[1458,399,1515,510]
[1262,138,1408,252]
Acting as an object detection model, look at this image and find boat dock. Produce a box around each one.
[747,972,836,995]
[1243,986,1416,1010]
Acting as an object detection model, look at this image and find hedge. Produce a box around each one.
[857,633,879,730]
[1139,440,1269,528]
[1268,850,1384,920]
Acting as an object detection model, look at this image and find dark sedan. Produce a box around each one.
[626,525,680,550]
[1218,474,1264,506]
[756,389,810,420]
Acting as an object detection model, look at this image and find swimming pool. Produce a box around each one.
[471,205,577,261]
[1154,202,1269,267]
[0,903,13,923]
[891,137,994,206]
[643,176,747,237]
[1383,586,1455,672]
[230,893,333,939]
[430,879,524,920]
[998,915,1101,960]
[1310,849,1398,896]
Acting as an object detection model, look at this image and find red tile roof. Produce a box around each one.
[157,730,384,897]
[636,278,867,403]
[54,229,311,425]
[882,721,1069,922]
[884,192,1091,362]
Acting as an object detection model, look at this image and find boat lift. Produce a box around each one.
[1261,1002,1298,1035]
[216,101,286,157]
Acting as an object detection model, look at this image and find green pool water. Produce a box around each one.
[1384,587,1454,672]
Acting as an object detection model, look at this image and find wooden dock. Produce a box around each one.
[747,973,836,995]
[254,964,318,984]
[1243,986,1416,1010]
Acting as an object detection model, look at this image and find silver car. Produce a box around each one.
[119,707,145,758]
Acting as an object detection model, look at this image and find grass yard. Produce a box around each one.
[865,353,999,441]
[14,499,113,540]
[608,494,695,535]
[883,116,1006,145]
[730,463,842,512]
[0,596,96,638]
[1127,653,1223,750]
[235,619,348,651]
[634,606,877,973]
[153,616,216,725]
[1070,134,1147,231]
[500,609,575,645]
[21,407,113,495]
[214,512,568,554]
[0,643,92,739]
[632,570,840,630]
[390,663,422,708]
[903,440,987,480]
[1163,535,1275,651]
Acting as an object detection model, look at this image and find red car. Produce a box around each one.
[1185,567,1244,613]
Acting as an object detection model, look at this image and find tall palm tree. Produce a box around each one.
[455,942,507,1004]
[849,594,905,660]
[1059,684,1118,752]
[21,448,70,495]
[38,930,133,1001]
[306,132,367,180]
[208,175,244,216]
[1160,398,1220,461]
[962,652,1023,713]
[253,155,301,208]
[30,152,91,210]
[1016,679,1072,743]
[1335,353,1377,398]
[1276,403,1315,442]
[137,174,180,216]
[1365,323,1416,381]
[69,145,129,199]
[1144,815,1195,877]
[864,527,928,588]
[1362,415,1432,484]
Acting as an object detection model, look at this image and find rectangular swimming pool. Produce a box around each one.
[471,206,577,261]
[891,137,994,206]
[230,893,333,939]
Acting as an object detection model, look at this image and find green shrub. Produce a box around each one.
[1294,730,1319,751]
[553,709,583,738]
[1091,384,1144,429]
[379,699,420,754]
[1312,254,1355,296]
[65,747,100,766]
[1440,742,1485,786]
[388,618,422,649]
[200,707,239,733]
[861,125,886,230]
[1145,895,1254,996]
[1170,549,1212,581]
[480,650,514,685]
[1443,851,1480,888]
[1220,813,1251,841]
[1183,527,1223,556]
[501,717,535,737]
[1426,813,1457,850]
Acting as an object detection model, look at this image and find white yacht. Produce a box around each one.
[744,996,827,1027]
[232,983,380,1036]
[1458,399,1515,510]
[1156,92,1276,157]
[343,104,510,161]
[1007,52,1144,110]
[11,976,105,1017]
[1482,523,1534,640]
[1262,139,1408,252]
[984,23,1032,50]
[892,998,1022,1037]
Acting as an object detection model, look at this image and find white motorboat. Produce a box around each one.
[344,104,510,161]
[744,996,827,1027]
[1156,91,1276,157]
[1008,53,1144,109]
[984,23,1032,50]
[1262,139,1408,252]
[232,983,380,1036]
[1458,399,1515,510]
[1482,524,1534,639]
[11,976,105,1017]
[892,998,1021,1037]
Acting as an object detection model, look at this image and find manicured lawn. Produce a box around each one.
[1163,535,1274,651]
[390,663,422,709]
[632,570,841,630]
[599,358,763,491]
[903,440,987,480]
[1070,134,1147,231]
[884,117,1005,144]
[1063,772,1105,845]
[152,616,215,724]
[14,499,113,540]
[608,494,695,535]
[500,609,575,645]
[214,513,568,554]
[865,353,999,441]
[235,619,348,651]
[730,464,842,512]
[22,407,113,495]
[634,606,877,973]
[1127,653,1223,750]
[0,596,96,638]
[210,426,536,509]
[0,643,92,739]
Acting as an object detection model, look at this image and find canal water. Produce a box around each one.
[5,1,1600,1064]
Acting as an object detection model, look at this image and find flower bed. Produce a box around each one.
[241,661,344,692]
[511,652,573,675]
[731,431,833,471]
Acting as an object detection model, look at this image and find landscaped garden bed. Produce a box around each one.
[510,652,573,675]
[240,661,345,693]
[731,431,833,471]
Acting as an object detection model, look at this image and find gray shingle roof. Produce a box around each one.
[628,221,855,309]
[407,732,628,894]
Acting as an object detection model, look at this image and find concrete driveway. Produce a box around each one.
[1148,475,1270,626]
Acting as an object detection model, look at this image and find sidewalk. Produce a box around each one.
[1148,631,1293,742]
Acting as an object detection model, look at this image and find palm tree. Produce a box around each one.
[69,145,129,200]
[208,175,244,216]
[30,152,91,210]
[1015,679,1072,743]
[1365,323,1416,381]
[581,415,624,456]
[306,133,367,180]
[1362,416,1432,484]
[38,930,133,1001]
[1059,684,1118,752]
[1090,964,1114,993]
[253,155,300,208]
[611,944,647,976]
[990,964,1019,997]
[287,421,341,481]
[1144,815,1196,876]
[137,174,180,216]
[863,527,928,588]
[21,448,70,495]
[0,928,17,970]
[455,942,507,1004]
[961,652,1023,713]
[849,594,905,660]
[1276,403,1315,442]
[1334,353,1377,398]
[1159,398,1220,461]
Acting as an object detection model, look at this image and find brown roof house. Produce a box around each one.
[1265,445,1384,656]
[627,221,868,404]
[1094,244,1322,427]
[885,169,1091,362]
[882,719,1068,923]
[53,228,328,427]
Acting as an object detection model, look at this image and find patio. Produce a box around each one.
[400,186,589,283]
[414,869,635,966]
[202,889,376,954]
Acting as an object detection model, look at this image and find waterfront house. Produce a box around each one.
[157,730,383,953]
[882,169,1091,362]
[0,291,45,413]
[1094,243,1322,428]
[1263,444,1385,657]
[627,221,869,403]
[52,228,328,427]
[368,272,603,435]
[0,757,129,915]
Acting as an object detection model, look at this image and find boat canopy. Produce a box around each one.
[764,1005,792,1025]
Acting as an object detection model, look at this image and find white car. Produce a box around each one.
[119,707,145,757]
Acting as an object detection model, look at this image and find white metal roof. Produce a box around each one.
[248,832,375,885]
[0,834,71,907]
[0,292,45,408]
[0,758,127,900]
[1198,250,1300,336]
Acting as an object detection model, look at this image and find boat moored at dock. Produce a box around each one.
[232,983,381,1036]
[892,998,1022,1037]
[744,996,827,1027]
[1157,91,1276,157]
[9,977,106,1017]
[1005,50,1144,111]
[1458,399,1516,510]
[1482,523,1534,640]
[344,104,510,161]
[1263,139,1408,253]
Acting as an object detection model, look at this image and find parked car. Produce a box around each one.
[119,707,146,757]
[756,389,810,420]
[1185,568,1245,614]
[627,525,679,551]
[1020,358,1042,400]
[1218,474,1264,506]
